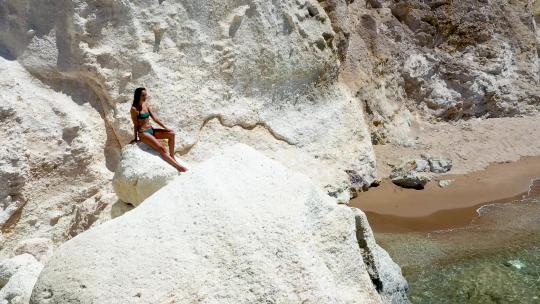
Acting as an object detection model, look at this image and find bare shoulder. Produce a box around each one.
[130,106,138,113]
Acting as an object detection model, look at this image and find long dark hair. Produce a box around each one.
[132,87,146,109]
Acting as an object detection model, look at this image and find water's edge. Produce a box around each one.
[370,179,540,303]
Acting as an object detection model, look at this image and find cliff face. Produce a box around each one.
[319,0,540,143]
[0,57,115,254]
[0,0,377,200]
[0,0,378,259]
[0,0,538,301]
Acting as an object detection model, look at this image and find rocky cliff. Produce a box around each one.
[0,0,539,302]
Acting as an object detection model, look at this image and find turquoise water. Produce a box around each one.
[374,182,540,303]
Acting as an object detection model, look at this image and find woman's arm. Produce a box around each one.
[130,107,139,142]
[148,105,170,130]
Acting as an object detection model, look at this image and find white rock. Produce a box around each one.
[504,259,526,270]
[31,144,406,304]
[112,143,188,206]
[0,57,112,256]
[0,254,36,288]
[414,159,431,173]
[12,238,54,264]
[0,254,43,303]
[438,179,454,188]
[353,209,409,303]
[428,158,452,174]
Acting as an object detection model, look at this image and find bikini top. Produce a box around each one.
[137,111,151,119]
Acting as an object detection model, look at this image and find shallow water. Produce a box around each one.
[372,180,540,303]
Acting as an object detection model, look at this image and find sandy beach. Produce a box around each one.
[351,116,540,232]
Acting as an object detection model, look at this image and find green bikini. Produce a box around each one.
[137,111,154,135]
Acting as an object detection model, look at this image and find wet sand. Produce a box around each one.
[350,156,540,232]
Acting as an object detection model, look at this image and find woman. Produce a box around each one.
[130,87,188,172]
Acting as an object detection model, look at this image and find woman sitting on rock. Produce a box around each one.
[130,87,188,172]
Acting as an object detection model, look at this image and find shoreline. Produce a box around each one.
[350,155,540,232]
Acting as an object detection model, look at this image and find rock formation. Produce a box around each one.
[0,0,538,301]
[389,155,452,189]
[0,57,116,258]
[112,143,188,205]
[31,144,407,304]
[323,0,539,143]
[0,0,377,203]
[0,254,43,304]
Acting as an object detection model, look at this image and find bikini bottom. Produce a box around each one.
[141,127,154,135]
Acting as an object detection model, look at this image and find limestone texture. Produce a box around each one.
[0,0,538,302]
[353,209,408,304]
[31,144,407,304]
[389,159,432,189]
[0,254,43,304]
[112,143,188,205]
[0,57,115,258]
[390,155,452,189]
[0,0,377,204]
[12,238,54,264]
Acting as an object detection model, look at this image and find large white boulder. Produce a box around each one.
[31,144,406,304]
[112,143,189,206]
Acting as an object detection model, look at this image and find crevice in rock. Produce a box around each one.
[352,208,409,303]
[1,199,27,233]
[178,114,294,156]
[63,196,108,240]
[354,213,384,291]
[0,43,16,61]
[153,27,167,53]
[316,0,351,62]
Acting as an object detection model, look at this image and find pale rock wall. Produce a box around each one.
[0,0,377,198]
[0,254,43,304]
[0,57,116,258]
[0,0,537,300]
[0,0,377,257]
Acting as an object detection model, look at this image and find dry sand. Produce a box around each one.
[351,116,540,232]
[375,116,540,177]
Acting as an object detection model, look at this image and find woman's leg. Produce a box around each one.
[153,128,176,158]
[138,131,187,172]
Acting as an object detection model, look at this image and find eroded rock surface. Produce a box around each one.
[30,144,407,304]
[0,0,377,202]
[0,254,43,304]
[0,57,114,257]
[0,0,538,301]
[323,0,540,143]
[353,209,409,304]
[112,143,188,206]
[389,155,452,189]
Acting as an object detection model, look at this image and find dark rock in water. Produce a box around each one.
[503,260,526,270]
